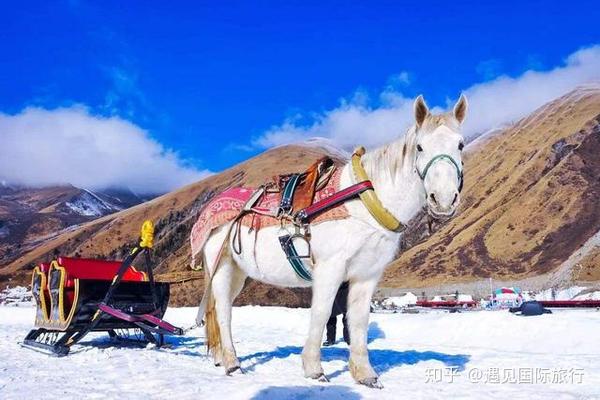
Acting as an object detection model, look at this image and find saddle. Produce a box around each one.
[275,156,336,216]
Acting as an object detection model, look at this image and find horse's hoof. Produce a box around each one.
[214,362,221,367]
[226,365,243,376]
[307,372,329,382]
[359,377,383,389]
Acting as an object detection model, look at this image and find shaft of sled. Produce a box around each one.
[63,247,144,347]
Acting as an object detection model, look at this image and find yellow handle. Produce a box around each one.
[140,220,154,249]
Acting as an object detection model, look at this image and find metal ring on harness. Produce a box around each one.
[278,233,313,281]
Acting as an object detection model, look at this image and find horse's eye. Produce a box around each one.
[417,144,423,152]
[458,142,464,151]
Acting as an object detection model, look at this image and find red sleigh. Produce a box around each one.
[24,221,183,356]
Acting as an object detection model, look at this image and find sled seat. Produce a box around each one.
[55,256,147,287]
[37,257,151,331]
[46,257,148,330]
[32,263,51,325]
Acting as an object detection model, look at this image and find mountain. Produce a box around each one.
[0,185,150,267]
[0,144,339,306]
[2,85,599,306]
[382,84,600,293]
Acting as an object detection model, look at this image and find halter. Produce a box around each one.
[417,154,464,193]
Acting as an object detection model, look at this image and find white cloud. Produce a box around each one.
[460,45,600,137]
[0,106,209,193]
[256,45,600,150]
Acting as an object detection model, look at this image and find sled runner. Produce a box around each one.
[23,221,183,356]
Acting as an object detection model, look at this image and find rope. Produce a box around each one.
[156,275,204,285]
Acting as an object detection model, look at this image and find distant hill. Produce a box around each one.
[2,85,599,306]
[0,184,152,267]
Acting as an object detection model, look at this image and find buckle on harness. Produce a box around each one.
[281,233,312,260]
[278,233,313,281]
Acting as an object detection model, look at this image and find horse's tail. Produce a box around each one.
[203,233,230,359]
[204,282,222,359]
[196,223,232,358]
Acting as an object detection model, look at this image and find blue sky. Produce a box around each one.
[1,1,599,192]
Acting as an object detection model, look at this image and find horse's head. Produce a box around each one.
[412,94,467,220]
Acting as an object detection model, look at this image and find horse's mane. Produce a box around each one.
[360,112,457,184]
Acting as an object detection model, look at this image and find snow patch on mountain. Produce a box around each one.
[65,189,122,217]
[0,224,8,239]
[300,137,351,159]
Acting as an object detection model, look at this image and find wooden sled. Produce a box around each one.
[23,221,183,356]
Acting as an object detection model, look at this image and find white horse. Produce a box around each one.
[199,94,467,388]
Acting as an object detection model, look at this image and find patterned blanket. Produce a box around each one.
[190,169,349,267]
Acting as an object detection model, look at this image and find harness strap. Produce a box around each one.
[294,180,374,224]
[278,234,313,281]
[283,177,375,282]
[351,148,404,232]
[418,153,464,193]
[279,174,301,215]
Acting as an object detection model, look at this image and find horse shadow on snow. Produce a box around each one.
[249,385,361,400]
[239,322,470,379]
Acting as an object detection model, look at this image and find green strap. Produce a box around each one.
[418,154,463,184]
[280,174,301,213]
[279,235,312,282]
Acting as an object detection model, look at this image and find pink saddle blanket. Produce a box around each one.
[190,169,348,267]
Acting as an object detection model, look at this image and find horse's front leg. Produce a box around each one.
[347,278,382,388]
[302,262,345,381]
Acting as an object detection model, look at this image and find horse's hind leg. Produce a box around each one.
[211,254,247,374]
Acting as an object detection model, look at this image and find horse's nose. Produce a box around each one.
[427,191,459,213]
[429,193,438,206]
[451,192,459,206]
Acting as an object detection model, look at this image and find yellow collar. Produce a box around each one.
[351,146,404,232]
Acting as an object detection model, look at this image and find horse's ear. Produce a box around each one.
[453,94,468,124]
[414,95,429,128]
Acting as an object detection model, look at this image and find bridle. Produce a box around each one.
[416,153,464,193]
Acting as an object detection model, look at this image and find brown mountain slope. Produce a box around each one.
[1,145,338,306]
[577,247,600,281]
[382,85,600,289]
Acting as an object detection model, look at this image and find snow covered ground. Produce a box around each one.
[0,286,33,306]
[1,305,599,400]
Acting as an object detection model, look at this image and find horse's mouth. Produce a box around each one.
[427,208,457,221]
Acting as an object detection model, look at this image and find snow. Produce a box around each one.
[0,286,33,307]
[574,291,600,301]
[0,224,9,239]
[65,190,120,217]
[534,287,589,301]
[457,294,473,302]
[1,305,599,400]
[381,292,418,308]
[300,137,351,159]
